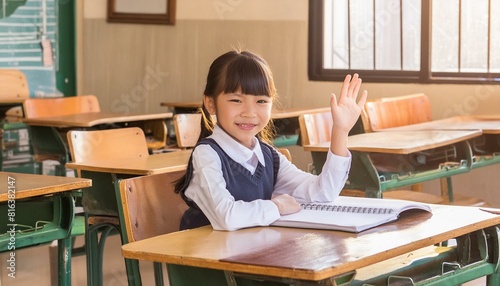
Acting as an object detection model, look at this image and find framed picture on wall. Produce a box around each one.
[107,0,175,25]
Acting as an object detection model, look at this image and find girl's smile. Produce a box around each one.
[205,92,272,149]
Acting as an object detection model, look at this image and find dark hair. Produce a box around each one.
[174,50,278,194]
[199,50,278,142]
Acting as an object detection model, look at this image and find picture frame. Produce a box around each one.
[107,0,175,25]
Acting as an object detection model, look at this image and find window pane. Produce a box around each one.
[491,0,500,72]
[323,0,334,68]
[402,0,421,71]
[323,0,349,69]
[432,0,459,72]
[461,0,488,72]
[350,0,374,69]
[375,0,401,70]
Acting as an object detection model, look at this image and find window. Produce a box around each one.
[309,0,500,84]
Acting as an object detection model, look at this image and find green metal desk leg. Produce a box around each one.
[486,227,500,286]
[57,237,72,286]
[153,262,164,286]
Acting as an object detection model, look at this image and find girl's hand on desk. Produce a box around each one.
[330,73,368,134]
[271,194,302,215]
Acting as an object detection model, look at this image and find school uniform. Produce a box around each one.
[180,125,351,231]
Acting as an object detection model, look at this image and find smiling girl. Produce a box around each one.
[175,50,367,231]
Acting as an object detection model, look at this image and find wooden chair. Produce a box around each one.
[23,94,100,118]
[361,93,487,206]
[115,171,188,285]
[66,127,149,285]
[22,95,101,176]
[172,113,202,149]
[361,93,432,132]
[298,111,444,204]
[360,93,431,192]
[0,69,30,99]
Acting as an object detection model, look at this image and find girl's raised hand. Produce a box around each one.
[330,74,368,134]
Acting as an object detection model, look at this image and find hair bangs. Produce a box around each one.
[222,55,272,97]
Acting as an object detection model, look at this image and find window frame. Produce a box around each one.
[308,0,500,84]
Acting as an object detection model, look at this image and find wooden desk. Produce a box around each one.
[304,130,482,154]
[303,130,482,198]
[66,149,191,176]
[23,111,173,176]
[381,115,500,170]
[0,172,91,201]
[65,150,190,217]
[23,111,173,127]
[0,172,91,286]
[122,204,500,285]
[382,115,500,134]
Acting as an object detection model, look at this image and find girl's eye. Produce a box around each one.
[257,99,270,104]
[229,99,241,103]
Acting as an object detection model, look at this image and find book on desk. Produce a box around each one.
[271,196,432,233]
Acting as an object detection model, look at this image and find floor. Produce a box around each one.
[0,235,488,286]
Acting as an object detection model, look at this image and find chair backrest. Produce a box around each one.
[0,69,29,99]
[116,171,188,242]
[298,111,333,146]
[362,93,432,132]
[23,95,100,118]
[67,127,149,163]
[173,113,202,149]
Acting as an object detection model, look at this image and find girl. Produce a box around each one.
[175,50,367,231]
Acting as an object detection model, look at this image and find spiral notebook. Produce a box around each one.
[271,196,432,233]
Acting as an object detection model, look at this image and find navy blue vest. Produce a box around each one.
[179,138,280,230]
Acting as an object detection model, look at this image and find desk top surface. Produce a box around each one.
[0,172,91,202]
[304,129,482,154]
[23,111,173,127]
[66,150,191,176]
[122,204,500,281]
[383,115,500,134]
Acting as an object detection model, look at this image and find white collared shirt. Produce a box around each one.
[184,125,351,231]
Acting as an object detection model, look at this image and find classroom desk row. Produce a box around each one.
[382,115,500,169]
[23,111,174,176]
[20,105,330,178]
[304,115,500,199]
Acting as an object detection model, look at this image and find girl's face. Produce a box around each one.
[205,91,272,149]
